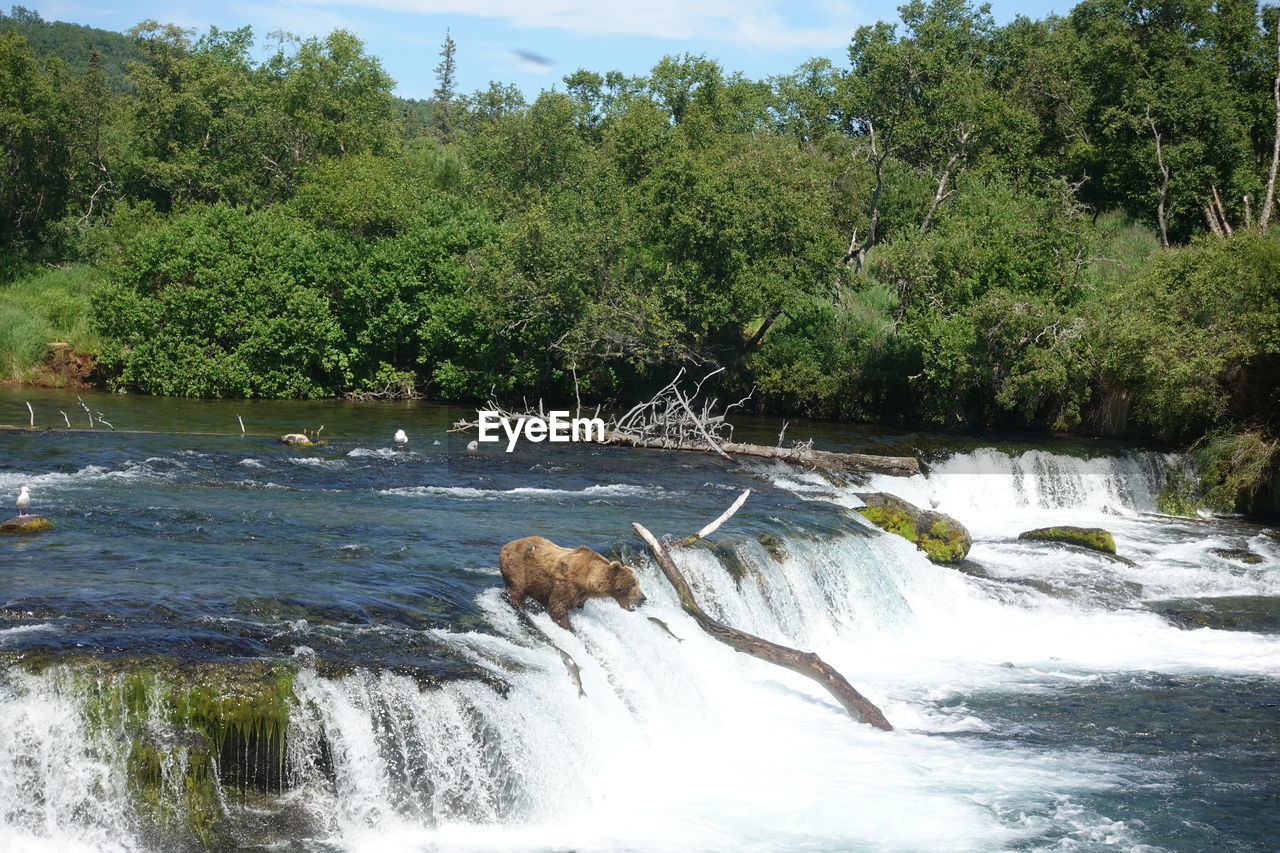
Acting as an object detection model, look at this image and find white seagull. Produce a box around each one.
[394,428,408,447]
[16,486,31,517]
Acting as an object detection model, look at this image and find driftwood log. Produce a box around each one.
[632,506,892,731]
[604,431,918,477]
[450,368,919,477]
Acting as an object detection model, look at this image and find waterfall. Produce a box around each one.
[2,446,1276,852]
[870,447,1177,515]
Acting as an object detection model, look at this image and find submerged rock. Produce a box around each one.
[1147,596,1280,632]
[1019,526,1116,555]
[0,514,53,534]
[1208,547,1264,565]
[855,492,971,563]
[758,533,787,562]
[279,433,313,446]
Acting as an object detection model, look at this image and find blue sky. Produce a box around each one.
[28,0,1066,100]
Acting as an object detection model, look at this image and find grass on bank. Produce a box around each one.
[0,263,101,381]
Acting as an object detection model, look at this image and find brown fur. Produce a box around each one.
[499,536,646,630]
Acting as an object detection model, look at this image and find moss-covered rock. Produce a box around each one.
[758,533,787,562]
[1018,526,1116,554]
[855,492,971,563]
[0,514,53,534]
[8,656,299,850]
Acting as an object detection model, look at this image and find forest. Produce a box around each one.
[0,1,1278,513]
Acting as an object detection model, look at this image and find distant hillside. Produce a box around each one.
[0,5,138,89]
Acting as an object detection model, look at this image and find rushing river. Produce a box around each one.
[1,387,1277,852]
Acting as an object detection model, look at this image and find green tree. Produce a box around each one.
[0,31,72,248]
[432,29,457,140]
[93,205,348,397]
[1069,0,1261,241]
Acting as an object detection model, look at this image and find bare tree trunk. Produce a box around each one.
[1212,186,1233,235]
[919,128,970,236]
[601,432,919,476]
[1147,107,1170,248]
[632,521,893,731]
[1262,20,1280,231]
[745,308,782,351]
[843,121,887,273]
[1206,206,1224,236]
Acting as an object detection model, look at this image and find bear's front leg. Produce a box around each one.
[547,581,575,630]
[506,585,527,611]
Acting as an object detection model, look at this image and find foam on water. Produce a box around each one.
[347,447,414,458]
[0,459,186,492]
[380,484,664,500]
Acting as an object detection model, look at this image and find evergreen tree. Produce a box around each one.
[433,28,456,140]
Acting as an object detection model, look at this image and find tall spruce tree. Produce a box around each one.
[433,28,457,140]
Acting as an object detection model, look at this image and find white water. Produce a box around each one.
[3,448,1278,851]
[380,484,665,501]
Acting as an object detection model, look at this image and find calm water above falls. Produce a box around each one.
[0,387,1277,852]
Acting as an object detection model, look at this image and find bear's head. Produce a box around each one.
[607,560,646,611]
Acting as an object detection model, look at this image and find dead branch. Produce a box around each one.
[632,519,892,731]
[682,488,751,545]
[450,369,919,477]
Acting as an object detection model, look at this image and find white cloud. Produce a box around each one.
[297,0,862,50]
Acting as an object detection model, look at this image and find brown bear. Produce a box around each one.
[499,536,646,630]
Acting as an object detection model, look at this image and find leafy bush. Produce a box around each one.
[1100,229,1280,438]
[93,205,347,397]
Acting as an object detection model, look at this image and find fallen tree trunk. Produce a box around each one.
[632,520,893,731]
[450,369,920,478]
[604,431,918,477]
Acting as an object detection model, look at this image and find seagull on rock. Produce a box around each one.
[16,486,31,517]
[394,429,408,448]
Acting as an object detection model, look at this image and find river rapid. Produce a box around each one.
[1,388,1277,852]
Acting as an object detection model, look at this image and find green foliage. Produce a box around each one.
[1156,468,1200,516]
[1194,429,1279,511]
[118,23,397,211]
[0,264,101,378]
[0,30,73,248]
[0,6,140,88]
[93,205,348,397]
[1102,229,1280,437]
[747,283,897,419]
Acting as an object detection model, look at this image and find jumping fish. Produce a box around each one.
[559,650,586,698]
[647,616,683,642]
